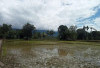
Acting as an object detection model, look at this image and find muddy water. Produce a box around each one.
[1,43,100,68]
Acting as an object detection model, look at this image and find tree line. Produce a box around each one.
[58,25,100,40]
[0,23,55,40]
[0,23,100,40]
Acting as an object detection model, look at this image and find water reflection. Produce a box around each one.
[58,49,69,56]
[1,45,100,68]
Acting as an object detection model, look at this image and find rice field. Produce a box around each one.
[0,40,100,68]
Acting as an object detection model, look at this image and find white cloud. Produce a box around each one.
[94,18,100,30]
[0,0,100,31]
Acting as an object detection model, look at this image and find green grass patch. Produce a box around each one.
[2,39,100,46]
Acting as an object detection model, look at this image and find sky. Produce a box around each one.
[0,0,100,31]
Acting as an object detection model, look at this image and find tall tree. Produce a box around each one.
[83,26,89,40]
[58,25,69,40]
[0,24,12,39]
[77,28,87,40]
[22,23,35,40]
[69,26,77,40]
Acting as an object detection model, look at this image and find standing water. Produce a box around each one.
[0,41,100,68]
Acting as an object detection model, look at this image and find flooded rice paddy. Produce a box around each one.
[0,40,100,68]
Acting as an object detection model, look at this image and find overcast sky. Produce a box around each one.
[0,0,100,31]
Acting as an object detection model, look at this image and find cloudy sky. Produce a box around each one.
[0,0,100,31]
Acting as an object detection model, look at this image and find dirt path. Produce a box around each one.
[0,40,2,55]
[0,40,2,50]
[0,40,4,67]
[0,40,2,54]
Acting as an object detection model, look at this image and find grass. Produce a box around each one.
[2,39,100,46]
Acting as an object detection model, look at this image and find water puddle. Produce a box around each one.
[1,45,100,68]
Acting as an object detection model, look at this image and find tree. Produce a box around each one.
[33,32,41,39]
[47,30,55,36]
[83,26,89,40]
[58,25,70,40]
[41,32,47,38]
[17,30,24,39]
[22,23,35,40]
[0,24,12,39]
[6,30,16,39]
[91,31,100,40]
[77,28,87,40]
[69,26,77,40]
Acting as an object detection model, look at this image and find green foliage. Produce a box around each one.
[47,30,55,36]
[6,30,16,39]
[69,26,77,40]
[22,23,35,40]
[91,31,100,40]
[0,24,12,39]
[41,32,47,38]
[58,25,70,40]
[16,30,24,39]
[77,28,86,40]
[33,32,41,39]
[58,25,77,40]
[0,23,100,41]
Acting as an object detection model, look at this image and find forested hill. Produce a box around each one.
[13,29,58,37]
